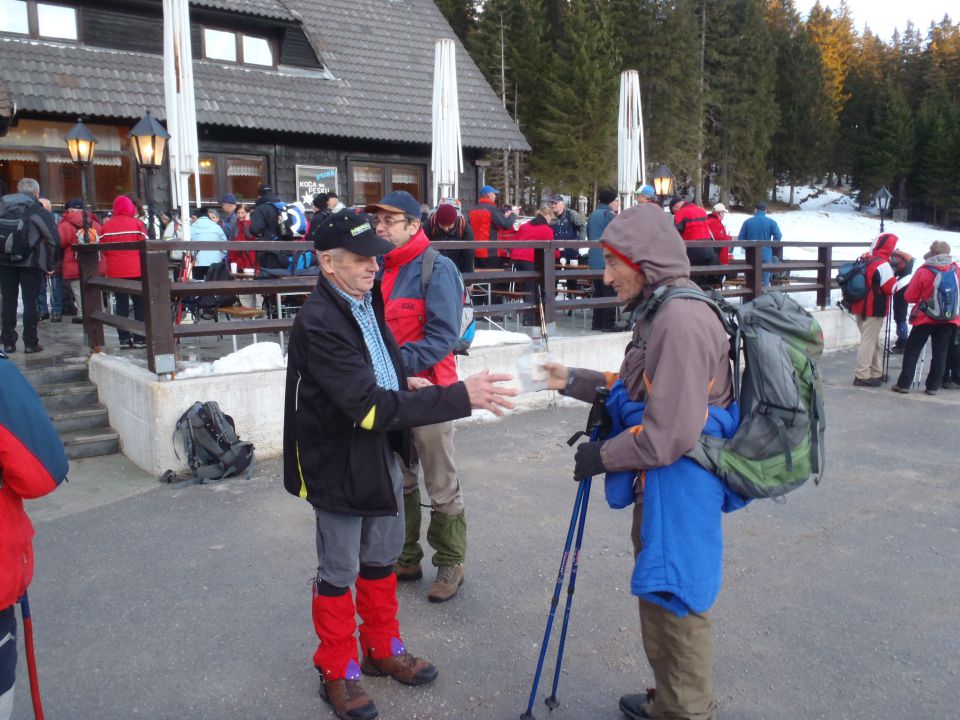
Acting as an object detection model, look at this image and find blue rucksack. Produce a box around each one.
[420,246,476,355]
[919,266,959,321]
[836,256,869,310]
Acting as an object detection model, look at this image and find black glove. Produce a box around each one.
[573,441,606,482]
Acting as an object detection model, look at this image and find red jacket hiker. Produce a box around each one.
[58,208,102,280]
[100,196,147,279]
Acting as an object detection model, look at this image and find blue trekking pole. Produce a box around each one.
[521,387,610,720]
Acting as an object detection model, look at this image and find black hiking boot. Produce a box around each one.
[619,688,656,719]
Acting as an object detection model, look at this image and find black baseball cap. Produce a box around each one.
[313,210,393,257]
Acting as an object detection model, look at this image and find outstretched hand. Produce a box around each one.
[463,369,518,416]
[542,361,569,391]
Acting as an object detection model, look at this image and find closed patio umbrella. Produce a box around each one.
[431,38,463,208]
[617,70,645,210]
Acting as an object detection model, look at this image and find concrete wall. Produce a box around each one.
[90,354,285,477]
[91,307,859,475]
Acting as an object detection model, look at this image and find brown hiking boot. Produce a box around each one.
[427,564,464,603]
[361,645,438,686]
[394,562,423,582]
[319,677,379,720]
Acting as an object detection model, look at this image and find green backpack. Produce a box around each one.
[637,288,826,499]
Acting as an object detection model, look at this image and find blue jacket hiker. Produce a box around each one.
[544,202,744,720]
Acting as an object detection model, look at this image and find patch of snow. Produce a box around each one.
[176,342,287,379]
[469,329,532,348]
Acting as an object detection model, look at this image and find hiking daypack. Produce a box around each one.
[0,199,40,264]
[75,225,99,244]
[919,266,959,322]
[421,246,476,355]
[171,401,255,482]
[889,249,915,279]
[836,256,869,310]
[636,288,825,499]
[272,202,307,239]
[196,261,239,314]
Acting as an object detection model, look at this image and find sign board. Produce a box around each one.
[296,165,338,206]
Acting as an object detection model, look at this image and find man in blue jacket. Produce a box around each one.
[587,189,620,331]
[283,210,515,720]
[737,203,782,287]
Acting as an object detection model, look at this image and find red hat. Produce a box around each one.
[435,204,458,226]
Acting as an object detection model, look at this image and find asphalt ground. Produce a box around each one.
[13,349,960,720]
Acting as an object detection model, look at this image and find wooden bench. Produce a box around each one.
[215,305,267,352]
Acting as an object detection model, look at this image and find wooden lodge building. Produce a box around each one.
[0,0,528,213]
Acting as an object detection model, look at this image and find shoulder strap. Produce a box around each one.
[421,245,439,293]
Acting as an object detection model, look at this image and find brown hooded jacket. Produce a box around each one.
[564,203,733,473]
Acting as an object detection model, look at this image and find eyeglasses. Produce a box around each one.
[374,216,408,228]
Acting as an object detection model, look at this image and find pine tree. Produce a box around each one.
[704,0,778,205]
[534,0,621,195]
[608,0,702,196]
[766,1,832,202]
[433,0,477,43]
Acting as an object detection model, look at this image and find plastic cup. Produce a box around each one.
[516,351,556,393]
[230,262,238,274]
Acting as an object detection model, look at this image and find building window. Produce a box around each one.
[36,2,76,40]
[202,27,274,68]
[0,0,77,40]
[188,153,267,205]
[0,0,29,35]
[349,161,425,207]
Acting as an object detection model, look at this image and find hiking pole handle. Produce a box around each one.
[567,386,611,446]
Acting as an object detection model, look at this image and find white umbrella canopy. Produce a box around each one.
[163,0,200,241]
[617,70,645,210]
[431,39,463,208]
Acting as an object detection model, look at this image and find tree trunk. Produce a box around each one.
[695,0,706,207]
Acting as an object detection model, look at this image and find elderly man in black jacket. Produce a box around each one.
[0,177,57,354]
[283,210,515,720]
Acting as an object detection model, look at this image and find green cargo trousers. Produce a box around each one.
[632,499,717,720]
[399,420,466,568]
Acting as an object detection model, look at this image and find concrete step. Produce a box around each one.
[21,363,89,387]
[61,428,121,460]
[37,382,99,412]
[50,405,111,434]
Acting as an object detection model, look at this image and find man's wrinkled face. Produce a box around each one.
[374,211,419,248]
[320,248,379,299]
[603,249,646,302]
[551,200,566,214]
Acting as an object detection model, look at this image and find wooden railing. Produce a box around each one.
[76,238,869,376]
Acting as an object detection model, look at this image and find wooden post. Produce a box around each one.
[817,245,833,308]
[78,246,105,351]
[141,246,176,375]
[745,244,762,300]
[537,242,556,325]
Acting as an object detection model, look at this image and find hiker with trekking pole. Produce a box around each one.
[1,351,69,720]
[531,203,750,720]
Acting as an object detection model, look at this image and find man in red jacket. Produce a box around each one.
[366,191,470,603]
[468,185,515,269]
[892,240,960,395]
[100,196,147,348]
[668,197,716,270]
[850,233,899,387]
[57,198,102,321]
[1,352,68,717]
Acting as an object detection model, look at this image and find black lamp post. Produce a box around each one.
[128,111,170,241]
[876,185,892,233]
[63,119,97,241]
[652,164,674,207]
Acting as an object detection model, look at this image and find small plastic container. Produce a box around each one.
[515,331,556,393]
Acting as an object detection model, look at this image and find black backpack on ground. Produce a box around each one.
[164,401,255,484]
[197,261,240,314]
[0,198,41,264]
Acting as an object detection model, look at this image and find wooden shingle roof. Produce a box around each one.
[0,0,529,151]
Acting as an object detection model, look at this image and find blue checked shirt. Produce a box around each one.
[327,279,400,391]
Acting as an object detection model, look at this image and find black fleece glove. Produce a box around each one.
[573,441,606,482]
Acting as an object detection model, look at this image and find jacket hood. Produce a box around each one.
[870,232,898,260]
[112,196,137,217]
[62,208,86,228]
[924,254,954,267]
[1,193,36,211]
[600,203,690,289]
